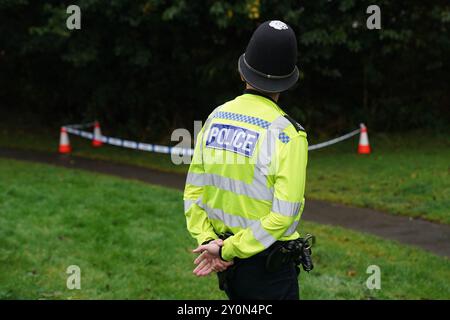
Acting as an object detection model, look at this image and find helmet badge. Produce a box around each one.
[269,20,289,30]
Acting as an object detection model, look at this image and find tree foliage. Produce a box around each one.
[0,0,448,140]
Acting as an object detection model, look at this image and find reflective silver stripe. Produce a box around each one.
[198,200,276,249]
[255,116,291,176]
[250,222,277,248]
[186,172,204,186]
[186,172,273,201]
[251,166,272,194]
[254,129,276,175]
[251,116,291,207]
[197,201,254,228]
[272,198,301,217]
[283,219,300,236]
[184,199,197,212]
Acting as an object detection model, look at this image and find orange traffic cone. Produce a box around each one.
[358,123,371,154]
[59,127,71,154]
[92,121,103,147]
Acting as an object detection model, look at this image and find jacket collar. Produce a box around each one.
[243,88,278,105]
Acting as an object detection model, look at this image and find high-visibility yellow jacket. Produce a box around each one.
[184,90,308,261]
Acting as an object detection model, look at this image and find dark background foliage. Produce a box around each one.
[0,0,448,141]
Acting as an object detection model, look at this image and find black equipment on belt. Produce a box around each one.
[265,234,315,273]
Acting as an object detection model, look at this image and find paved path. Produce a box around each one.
[1,147,449,258]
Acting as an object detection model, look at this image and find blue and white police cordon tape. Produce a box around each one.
[64,125,195,156]
[63,122,363,156]
[307,128,361,151]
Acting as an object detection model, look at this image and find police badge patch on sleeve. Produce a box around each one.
[206,123,259,157]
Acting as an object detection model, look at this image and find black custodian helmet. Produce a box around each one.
[238,20,299,93]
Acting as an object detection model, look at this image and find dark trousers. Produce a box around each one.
[219,252,299,300]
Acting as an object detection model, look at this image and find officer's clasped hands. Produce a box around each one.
[192,239,234,277]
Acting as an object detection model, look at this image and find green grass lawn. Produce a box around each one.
[0,158,449,299]
[0,126,449,224]
[307,133,450,224]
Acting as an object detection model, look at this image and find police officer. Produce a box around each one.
[184,20,308,300]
